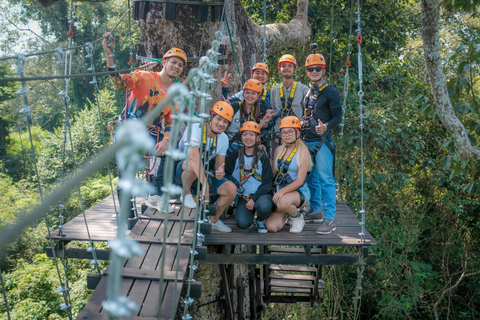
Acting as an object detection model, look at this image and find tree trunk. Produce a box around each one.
[139,0,310,101]
[421,0,480,161]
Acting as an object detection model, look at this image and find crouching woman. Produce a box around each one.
[225,122,273,233]
[266,116,312,233]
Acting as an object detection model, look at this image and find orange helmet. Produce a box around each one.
[240,121,261,134]
[163,48,187,65]
[211,101,234,122]
[278,54,297,69]
[279,116,301,130]
[305,53,326,68]
[243,79,263,94]
[251,63,269,76]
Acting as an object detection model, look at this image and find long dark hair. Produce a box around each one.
[241,99,261,123]
[239,134,261,169]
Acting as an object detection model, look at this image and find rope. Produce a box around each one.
[262,0,267,64]
[223,12,241,79]
[355,0,365,243]
[0,266,11,320]
[328,0,334,79]
[353,0,366,317]
[60,42,102,275]
[85,42,119,217]
[0,67,147,83]
[335,0,355,194]
[178,32,223,320]
[0,5,133,62]
[14,54,73,320]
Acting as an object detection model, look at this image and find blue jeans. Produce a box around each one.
[235,194,273,229]
[305,140,336,221]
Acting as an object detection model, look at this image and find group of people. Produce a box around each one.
[103,32,342,235]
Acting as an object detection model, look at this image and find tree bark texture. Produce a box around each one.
[421,0,480,161]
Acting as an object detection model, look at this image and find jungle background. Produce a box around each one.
[0,0,479,319]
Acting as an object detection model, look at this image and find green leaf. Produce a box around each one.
[442,155,452,170]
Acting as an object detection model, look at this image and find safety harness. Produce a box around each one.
[237,151,264,199]
[301,84,335,174]
[279,82,298,114]
[231,102,256,145]
[260,88,267,102]
[274,146,297,188]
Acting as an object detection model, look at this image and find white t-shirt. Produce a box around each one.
[179,123,229,162]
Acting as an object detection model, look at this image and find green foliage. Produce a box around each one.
[0,254,94,319]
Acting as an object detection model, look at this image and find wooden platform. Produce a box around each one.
[204,202,376,247]
[50,195,201,320]
[49,196,377,319]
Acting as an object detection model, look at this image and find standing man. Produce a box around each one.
[301,52,342,234]
[270,54,309,154]
[102,32,187,213]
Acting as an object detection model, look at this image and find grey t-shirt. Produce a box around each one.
[270,81,309,133]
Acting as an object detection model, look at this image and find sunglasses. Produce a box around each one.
[307,66,323,72]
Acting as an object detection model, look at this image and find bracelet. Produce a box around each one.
[163,136,169,141]
[260,120,267,127]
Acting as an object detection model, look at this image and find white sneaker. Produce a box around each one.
[289,214,305,233]
[180,194,196,209]
[145,195,175,213]
[211,220,232,233]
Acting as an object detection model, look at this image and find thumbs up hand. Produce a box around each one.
[315,119,327,135]
[215,163,225,180]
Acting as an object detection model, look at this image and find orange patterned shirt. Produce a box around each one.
[111,70,173,131]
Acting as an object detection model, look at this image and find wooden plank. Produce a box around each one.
[269,279,314,288]
[270,286,312,294]
[269,273,316,281]
[76,276,108,316]
[204,253,378,265]
[46,247,111,260]
[159,281,184,319]
[267,247,323,254]
[77,311,163,320]
[268,265,318,273]
[264,295,313,304]
[139,280,161,317]
[103,267,187,282]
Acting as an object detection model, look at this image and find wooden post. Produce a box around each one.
[237,276,244,320]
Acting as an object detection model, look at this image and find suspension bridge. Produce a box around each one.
[0,0,378,318]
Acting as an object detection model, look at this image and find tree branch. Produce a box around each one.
[421,0,480,161]
[433,268,480,320]
[9,21,47,42]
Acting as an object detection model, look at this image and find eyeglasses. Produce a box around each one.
[281,129,296,136]
[307,66,323,72]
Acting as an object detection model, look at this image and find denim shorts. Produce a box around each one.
[174,160,230,195]
[278,183,311,207]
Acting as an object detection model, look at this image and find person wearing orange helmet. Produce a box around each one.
[265,116,312,234]
[300,51,343,235]
[225,121,273,233]
[102,32,187,213]
[174,101,237,233]
[221,62,271,106]
[270,54,309,154]
[226,79,276,155]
